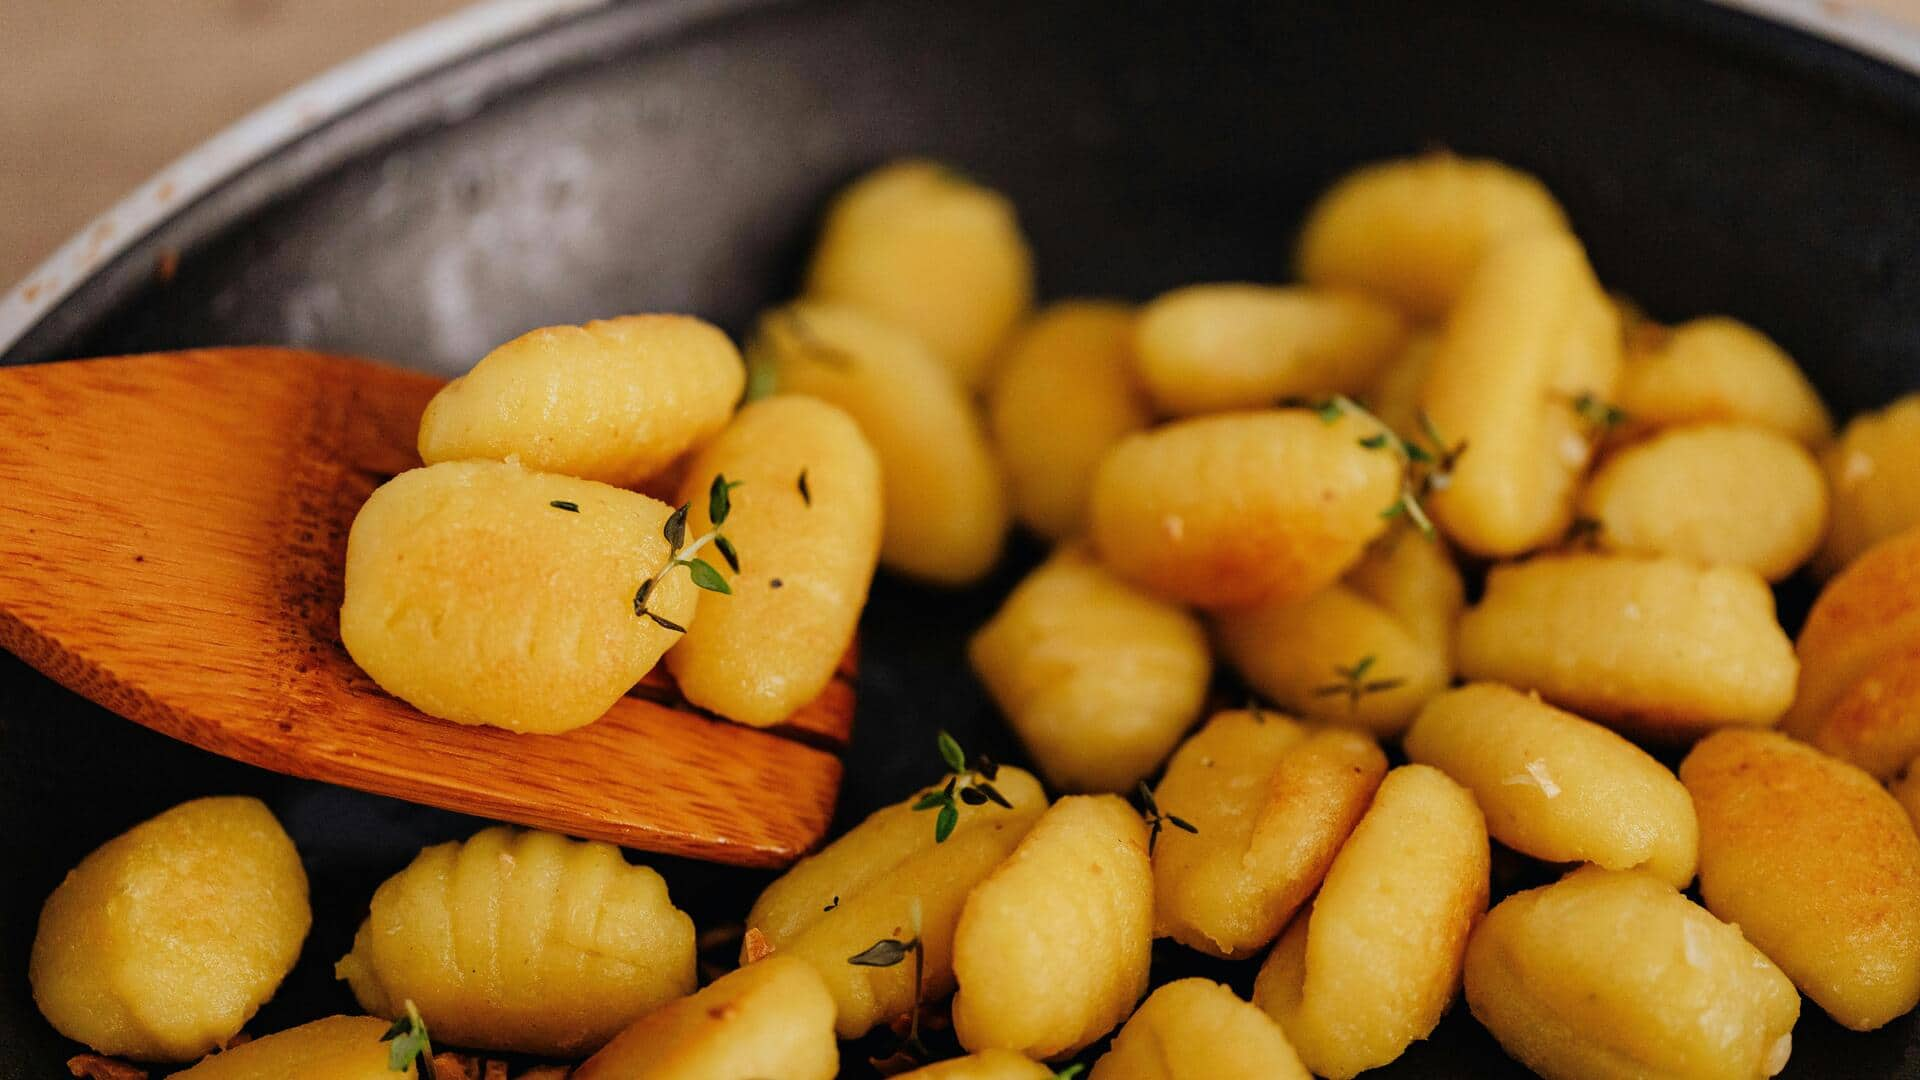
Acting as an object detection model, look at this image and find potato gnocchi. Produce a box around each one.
[1614,316,1832,447]
[1092,979,1310,1080]
[169,1016,407,1079]
[573,955,837,1080]
[1818,393,1920,576]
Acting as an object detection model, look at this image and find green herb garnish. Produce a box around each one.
[1571,391,1629,434]
[1313,655,1406,716]
[1055,1066,1089,1080]
[1312,396,1464,540]
[380,1000,434,1078]
[1135,780,1198,855]
[798,468,812,507]
[548,500,580,513]
[634,474,743,631]
[911,731,1012,843]
[849,900,929,1063]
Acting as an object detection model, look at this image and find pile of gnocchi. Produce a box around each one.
[30,151,1920,1079]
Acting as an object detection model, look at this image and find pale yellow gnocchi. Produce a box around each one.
[340,460,697,734]
[952,795,1152,1059]
[1361,329,1438,442]
[1577,422,1827,581]
[664,396,882,727]
[1091,979,1310,1080]
[1253,765,1489,1079]
[1818,393,1920,576]
[748,301,1008,585]
[416,314,744,488]
[1151,710,1387,958]
[573,955,838,1080]
[805,159,1034,387]
[1404,683,1697,886]
[171,1016,407,1079]
[30,797,309,1062]
[1682,730,1920,1031]
[335,826,697,1056]
[1421,230,1623,556]
[1213,529,1462,735]
[743,765,1046,1039]
[1456,553,1797,739]
[1464,866,1799,1080]
[1616,316,1832,447]
[1132,284,1404,416]
[897,1050,1053,1080]
[1087,408,1402,609]
[1296,152,1570,319]
[986,301,1153,540]
[969,546,1211,793]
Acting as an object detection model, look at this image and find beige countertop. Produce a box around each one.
[2,0,1918,291]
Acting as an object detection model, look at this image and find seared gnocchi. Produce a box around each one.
[335,826,696,1056]
[417,314,743,488]
[1818,393,1920,576]
[1092,979,1310,1080]
[573,955,838,1080]
[30,797,309,1062]
[340,460,697,734]
[170,1016,407,1079]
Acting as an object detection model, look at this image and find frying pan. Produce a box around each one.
[4,0,1920,1074]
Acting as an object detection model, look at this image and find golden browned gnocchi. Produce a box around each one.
[1464,866,1799,1080]
[748,301,1008,585]
[416,314,744,488]
[805,160,1034,387]
[952,795,1151,1059]
[664,396,882,727]
[1456,553,1798,738]
[340,460,697,734]
[1087,408,1402,609]
[744,765,1046,1039]
[897,1050,1054,1080]
[1405,683,1697,886]
[1421,230,1623,556]
[1681,730,1920,1031]
[969,546,1210,793]
[335,826,696,1056]
[1213,530,1462,735]
[29,797,309,1062]
[1577,423,1827,580]
[573,955,837,1080]
[170,1016,407,1079]
[1616,316,1833,447]
[1132,284,1404,416]
[1818,393,1920,576]
[1152,710,1387,958]
[1783,526,1920,777]
[1296,152,1570,319]
[1091,979,1310,1080]
[1253,765,1489,1079]
[986,301,1153,540]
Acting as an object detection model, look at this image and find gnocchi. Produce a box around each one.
[170,1016,407,1079]
[1818,393,1920,576]
[896,1050,1053,1080]
[1616,316,1832,447]
[805,159,1034,387]
[1456,553,1798,739]
[30,797,309,1062]
[1087,408,1402,609]
[748,301,1008,585]
[952,795,1152,1059]
[573,955,838,1080]
[416,314,743,488]
[1091,979,1310,1080]
[1577,423,1827,580]
[335,826,697,1056]
[664,396,882,727]
[1296,152,1570,319]
[969,546,1211,793]
[1151,710,1387,958]
[1421,230,1623,556]
[340,460,697,734]
[1681,730,1920,1031]
[743,765,1046,1039]
[1464,866,1799,1080]
[1253,765,1489,1079]
[1132,284,1404,416]
[1361,328,1438,442]
[986,301,1153,541]
[1404,683,1698,886]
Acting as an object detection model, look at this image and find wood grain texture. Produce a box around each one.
[0,348,852,867]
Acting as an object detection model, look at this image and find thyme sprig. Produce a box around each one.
[634,473,742,633]
[798,468,812,507]
[849,900,929,1064]
[1570,391,1629,435]
[1135,780,1198,855]
[380,1000,434,1078]
[1313,655,1405,716]
[1316,396,1464,539]
[911,732,1012,843]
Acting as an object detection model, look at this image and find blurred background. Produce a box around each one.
[3,0,1920,291]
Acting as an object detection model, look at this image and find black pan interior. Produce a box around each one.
[5,0,1920,1075]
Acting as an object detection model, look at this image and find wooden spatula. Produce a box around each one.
[0,348,851,868]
